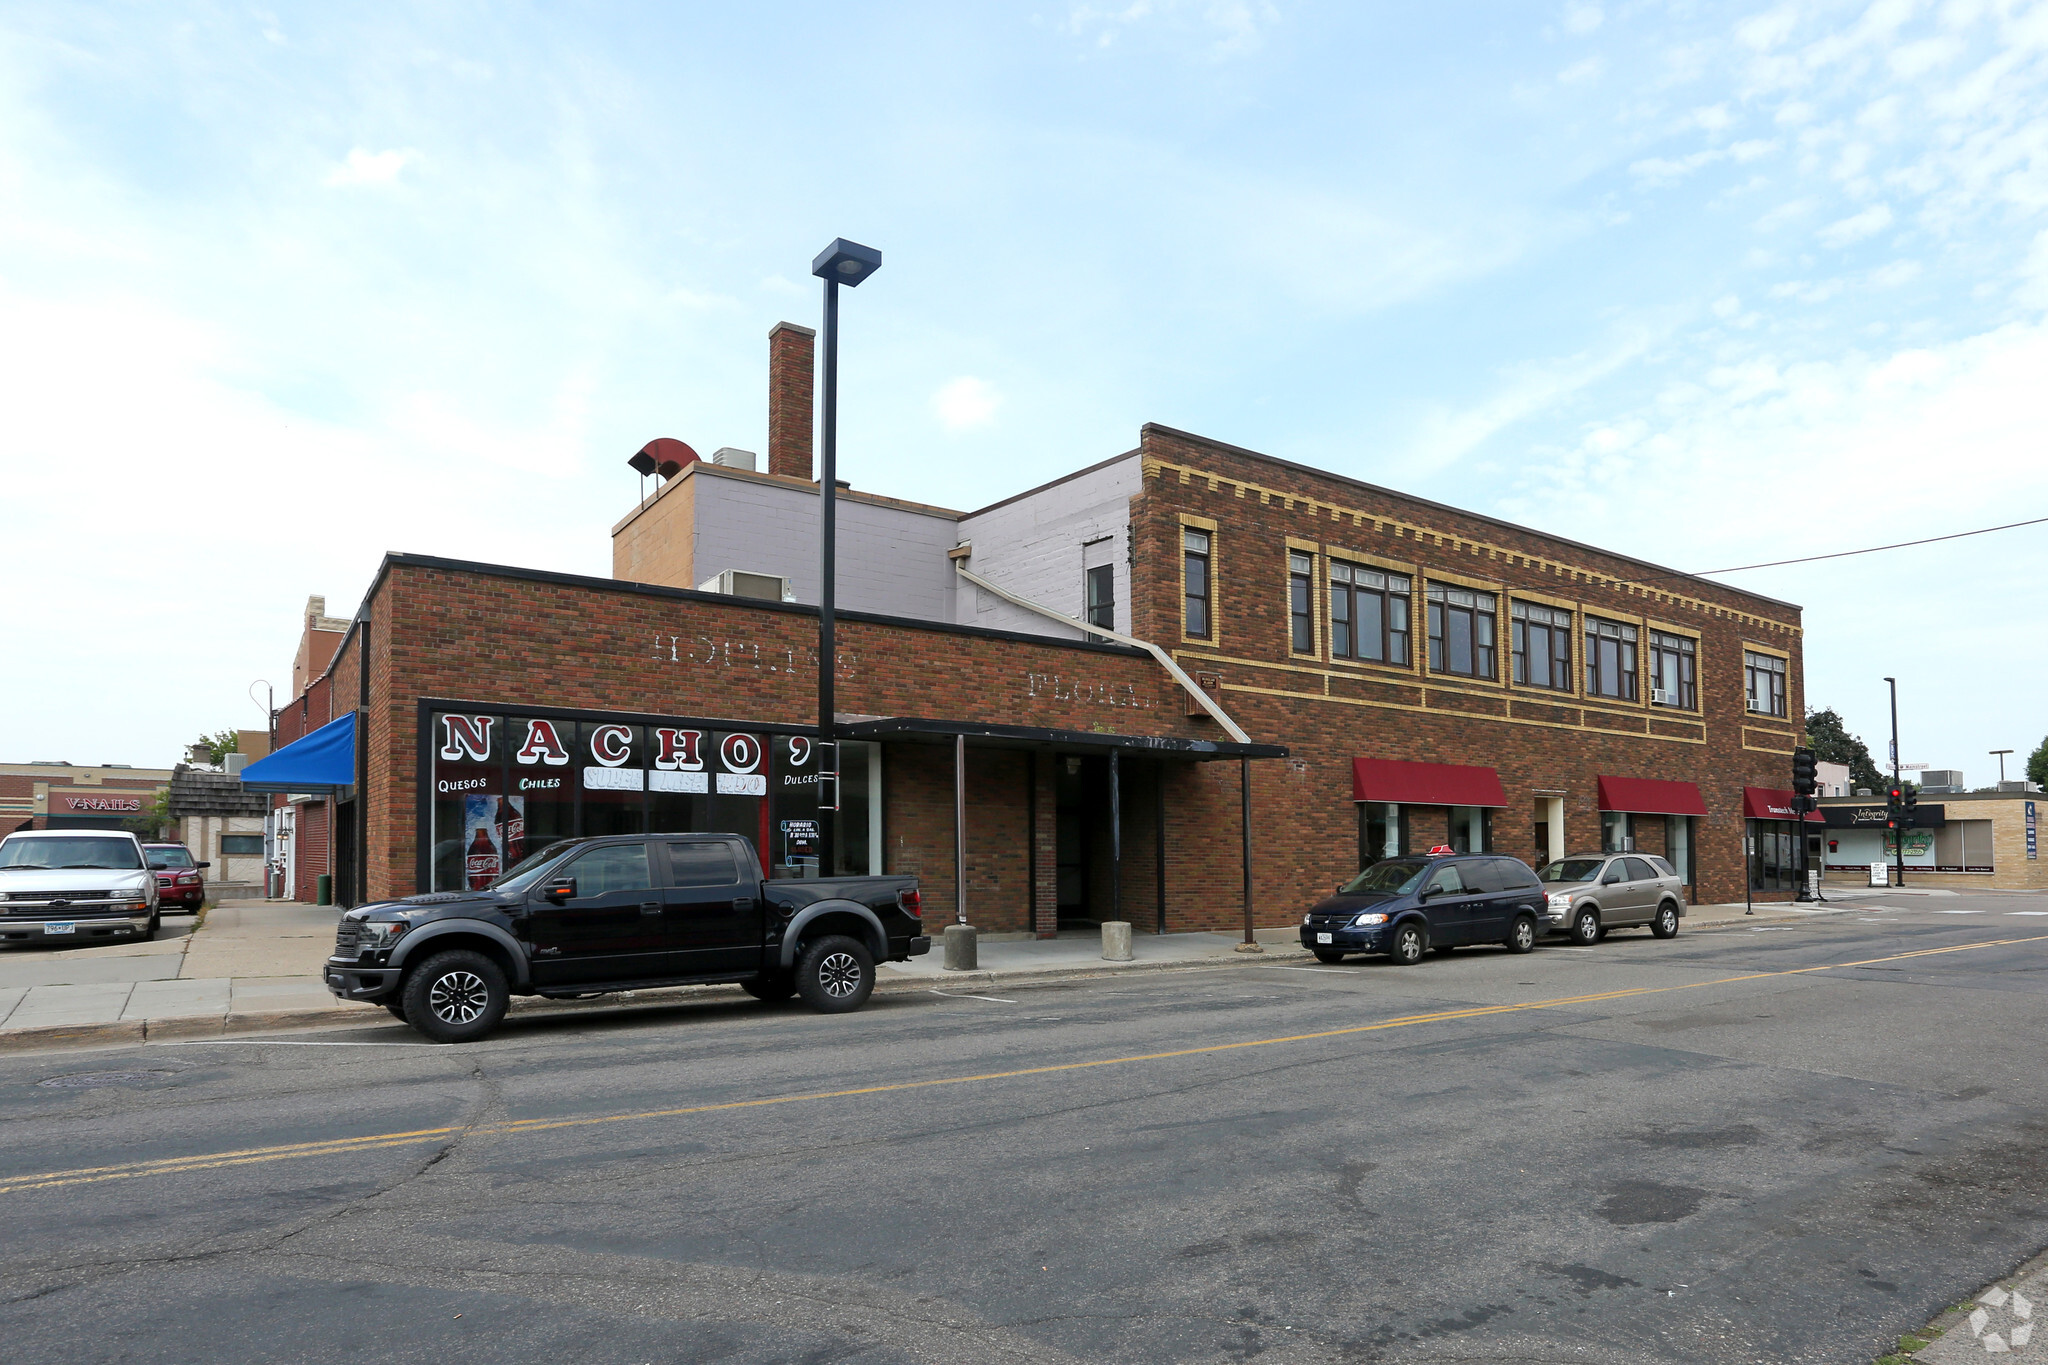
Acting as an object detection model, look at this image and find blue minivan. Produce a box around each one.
[1298,853,1547,965]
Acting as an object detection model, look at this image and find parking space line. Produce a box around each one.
[6,931,2043,1198]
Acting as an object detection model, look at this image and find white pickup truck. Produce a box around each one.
[0,828,161,945]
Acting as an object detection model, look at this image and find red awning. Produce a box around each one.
[1596,776,1708,817]
[1352,758,1508,808]
[1744,786,1825,822]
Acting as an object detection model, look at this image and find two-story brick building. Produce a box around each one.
[250,320,1807,921]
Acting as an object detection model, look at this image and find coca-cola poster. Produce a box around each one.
[462,793,526,889]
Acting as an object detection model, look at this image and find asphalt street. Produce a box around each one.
[3,893,2047,1364]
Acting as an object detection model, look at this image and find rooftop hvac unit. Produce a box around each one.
[1651,688,1679,706]
[1921,769,1965,789]
[697,570,795,603]
[711,447,758,471]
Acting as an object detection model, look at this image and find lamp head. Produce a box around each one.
[812,238,882,287]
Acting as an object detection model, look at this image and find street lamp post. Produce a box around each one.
[809,238,882,877]
[1885,676,1904,888]
[1993,749,2014,784]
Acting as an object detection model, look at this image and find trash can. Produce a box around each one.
[315,873,332,906]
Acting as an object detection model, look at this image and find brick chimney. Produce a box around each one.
[767,321,816,482]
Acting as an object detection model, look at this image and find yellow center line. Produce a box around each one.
[6,931,2041,1197]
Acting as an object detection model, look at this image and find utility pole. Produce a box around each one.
[1885,676,1905,888]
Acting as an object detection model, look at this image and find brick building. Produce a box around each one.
[0,762,172,837]
[252,322,1808,920]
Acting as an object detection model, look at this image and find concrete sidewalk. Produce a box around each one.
[0,893,1828,1052]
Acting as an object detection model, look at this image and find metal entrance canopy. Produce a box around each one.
[837,716,1285,947]
[836,714,1287,761]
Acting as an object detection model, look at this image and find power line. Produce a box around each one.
[1692,514,2048,576]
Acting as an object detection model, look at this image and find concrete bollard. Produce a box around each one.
[1101,921,1133,961]
[942,922,979,971]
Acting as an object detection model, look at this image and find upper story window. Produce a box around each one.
[1330,563,1411,665]
[1288,552,1315,653]
[1745,650,1787,716]
[1183,529,1212,639]
[1510,602,1572,691]
[1426,583,1496,679]
[1648,630,1697,709]
[1085,564,1115,634]
[1585,617,1639,700]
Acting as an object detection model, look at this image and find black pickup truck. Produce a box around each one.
[325,833,928,1042]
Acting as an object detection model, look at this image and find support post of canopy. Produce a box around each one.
[953,732,967,926]
[1235,755,1262,952]
[1109,748,1122,929]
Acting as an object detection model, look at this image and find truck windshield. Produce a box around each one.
[0,837,144,871]
[492,842,576,894]
[146,847,195,868]
[1338,859,1429,895]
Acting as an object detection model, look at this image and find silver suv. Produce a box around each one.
[1537,852,1686,944]
[0,828,161,945]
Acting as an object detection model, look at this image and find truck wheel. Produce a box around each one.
[795,935,874,1013]
[145,910,161,937]
[1311,948,1346,964]
[1651,903,1681,939]
[1389,922,1427,965]
[384,1002,409,1021]
[741,976,797,1003]
[402,950,509,1043]
[1570,907,1601,946]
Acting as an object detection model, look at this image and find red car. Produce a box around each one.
[143,843,209,912]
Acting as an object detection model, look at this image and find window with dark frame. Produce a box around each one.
[1648,630,1697,709]
[1426,583,1496,679]
[1584,617,1639,700]
[1084,564,1115,633]
[1510,601,1572,690]
[1288,552,1315,653]
[1329,562,1411,665]
[1744,650,1787,716]
[1183,528,1212,639]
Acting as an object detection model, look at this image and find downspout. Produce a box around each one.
[951,558,1252,745]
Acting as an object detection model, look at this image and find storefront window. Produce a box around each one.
[578,722,646,838]
[1601,810,1631,853]
[1665,815,1694,888]
[1449,806,1491,853]
[1358,801,1402,867]
[1747,819,1798,892]
[429,707,880,890]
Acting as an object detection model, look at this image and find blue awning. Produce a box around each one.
[239,712,356,794]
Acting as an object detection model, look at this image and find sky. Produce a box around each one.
[2,0,2044,783]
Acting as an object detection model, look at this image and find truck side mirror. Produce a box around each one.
[1602,870,1623,884]
[540,876,578,904]
[197,861,212,869]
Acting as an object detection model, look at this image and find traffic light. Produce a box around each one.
[1792,748,1817,797]
[1885,786,1904,831]
[1902,784,1918,826]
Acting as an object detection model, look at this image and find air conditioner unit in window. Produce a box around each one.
[696,570,795,603]
[1651,687,1679,706]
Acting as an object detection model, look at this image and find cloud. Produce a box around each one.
[1818,202,1893,245]
[323,147,421,187]
[931,376,1002,431]
[1061,0,1278,59]
[1558,56,1604,85]
[1563,3,1603,37]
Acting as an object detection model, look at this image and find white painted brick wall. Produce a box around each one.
[956,455,1142,641]
[692,476,962,621]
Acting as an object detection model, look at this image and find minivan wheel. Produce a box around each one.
[1507,915,1537,954]
[1651,903,1681,939]
[1311,948,1346,964]
[402,949,509,1043]
[1570,907,1601,946]
[796,935,875,1013]
[1390,922,1427,966]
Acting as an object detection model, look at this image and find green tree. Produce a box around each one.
[192,728,241,767]
[1805,708,1886,792]
[2029,735,2048,789]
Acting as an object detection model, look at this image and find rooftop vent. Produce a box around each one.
[712,447,758,471]
[627,437,699,482]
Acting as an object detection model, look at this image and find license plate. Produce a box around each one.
[45,921,75,935]
[1315,932,1333,944]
